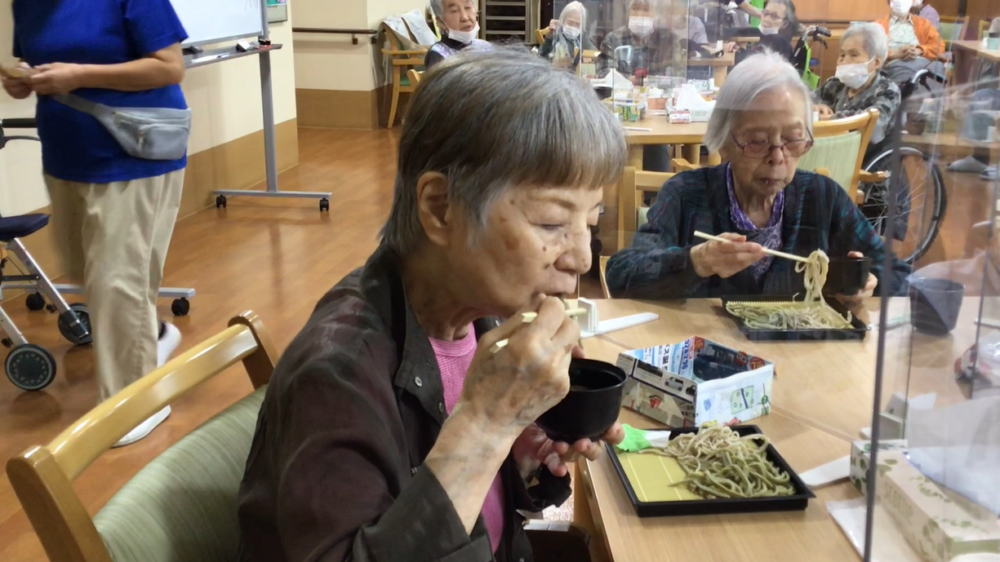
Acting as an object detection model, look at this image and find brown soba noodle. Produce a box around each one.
[724,249,853,330]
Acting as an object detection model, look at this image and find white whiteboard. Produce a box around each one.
[171,0,265,47]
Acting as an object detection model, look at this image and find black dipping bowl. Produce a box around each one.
[909,277,964,335]
[536,359,626,443]
[594,86,613,101]
[823,256,872,296]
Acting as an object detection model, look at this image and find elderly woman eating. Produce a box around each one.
[606,51,910,301]
[815,23,901,147]
[238,51,627,562]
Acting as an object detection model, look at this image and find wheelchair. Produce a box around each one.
[0,117,92,390]
[858,69,948,264]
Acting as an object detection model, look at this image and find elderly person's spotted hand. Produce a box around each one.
[690,233,766,279]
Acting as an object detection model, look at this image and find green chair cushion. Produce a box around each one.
[94,386,267,562]
[795,131,861,195]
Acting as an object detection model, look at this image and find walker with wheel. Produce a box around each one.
[0,117,195,390]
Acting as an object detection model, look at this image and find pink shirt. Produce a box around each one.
[429,327,505,553]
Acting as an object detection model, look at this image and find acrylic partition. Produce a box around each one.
[851,63,1000,562]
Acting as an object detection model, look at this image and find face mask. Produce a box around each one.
[759,25,780,35]
[890,0,913,16]
[836,59,874,89]
[447,23,479,44]
[628,16,654,37]
[562,26,581,39]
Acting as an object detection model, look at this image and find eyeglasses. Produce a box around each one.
[761,10,786,21]
[731,132,814,159]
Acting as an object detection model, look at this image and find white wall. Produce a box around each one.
[293,0,430,92]
[0,2,298,216]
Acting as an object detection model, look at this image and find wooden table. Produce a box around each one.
[953,40,1000,64]
[951,40,1000,85]
[686,51,736,88]
[589,298,975,441]
[573,297,982,562]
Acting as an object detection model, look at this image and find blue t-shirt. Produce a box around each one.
[13,0,189,184]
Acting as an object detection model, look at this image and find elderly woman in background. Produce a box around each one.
[815,23,901,147]
[238,51,627,562]
[598,0,679,79]
[725,0,801,65]
[425,0,494,69]
[540,1,595,70]
[876,0,944,85]
[606,51,910,300]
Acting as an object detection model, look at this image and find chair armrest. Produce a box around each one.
[859,170,889,183]
[671,158,698,172]
[381,48,428,56]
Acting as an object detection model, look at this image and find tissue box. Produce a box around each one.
[875,451,1000,562]
[616,337,774,427]
[849,439,908,496]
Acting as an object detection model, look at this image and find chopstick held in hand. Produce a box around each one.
[693,230,808,264]
[490,308,587,353]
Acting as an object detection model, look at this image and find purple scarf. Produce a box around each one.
[726,165,784,282]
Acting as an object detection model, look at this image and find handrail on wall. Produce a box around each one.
[291,27,378,44]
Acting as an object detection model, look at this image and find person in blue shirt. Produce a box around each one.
[1,0,189,446]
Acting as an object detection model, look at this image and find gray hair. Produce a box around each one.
[704,49,813,153]
[381,50,627,254]
[843,22,889,63]
[430,0,473,19]
[559,1,587,30]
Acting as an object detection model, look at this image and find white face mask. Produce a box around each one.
[890,0,913,16]
[628,16,654,37]
[836,59,875,89]
[447,23,479,44]
[562,25,581,39]
[759,25,780,35]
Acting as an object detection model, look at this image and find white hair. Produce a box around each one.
[704,50,813,153]
[559,1,587,30]
[843,22,889,63]
[430,0,474,19]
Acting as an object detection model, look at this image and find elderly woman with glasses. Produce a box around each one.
[606,50,910,301]
[238,51,626,562]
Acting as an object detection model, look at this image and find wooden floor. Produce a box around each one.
[0,127,992,560]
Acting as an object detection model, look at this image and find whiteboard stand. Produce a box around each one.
[190,0,332,212]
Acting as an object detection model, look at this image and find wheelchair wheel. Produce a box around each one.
[57,303,93,346]
[860,146,947,264]
[6,343,56,391]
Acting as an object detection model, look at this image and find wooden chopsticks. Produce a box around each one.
[693,230,809,264]
[490,308,587,353]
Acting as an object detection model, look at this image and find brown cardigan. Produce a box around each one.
[237,246,571,562]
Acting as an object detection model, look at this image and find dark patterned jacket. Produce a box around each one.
[606,166,911,299]
[425,37,494,69]
[816,71,902,146]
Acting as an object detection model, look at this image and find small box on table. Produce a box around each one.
[849,439,908,496]
[874,450,1000,562]
[615,336,774,427]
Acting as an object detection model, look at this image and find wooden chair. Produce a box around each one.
[979,19,992,41]
[598,256,611,299]
[7,312,278,562]
[380,24,427,128]
[617,166,675,249]
[408,68,423,86]
[796,108,883,205]
[939,16,969,47]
